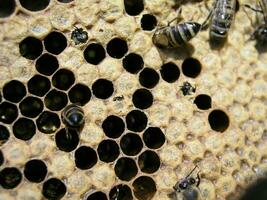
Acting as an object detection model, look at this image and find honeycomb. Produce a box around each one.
[0,0,267,199]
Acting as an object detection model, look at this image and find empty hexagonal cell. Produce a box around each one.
[102,115,125,139]
[19,0,50,11]
[0,150,3,166]
[194,94,212,110]
[44,31,67,55]
[24,159,47,183]
[74,146,97,170]
[27,75,51,97]
[182,57,202,78]
[84,43,106,65]
[52,69,75,91]
[42,178,66,200]
[115,157,138,181]
[132,176,156,200]
[55,128,79,152]
[0,167,22,189]
[87,192,107,200]
[138,150,160,174]
[44,89,68,111]
[37,111,60,134]
[97,139,120,163]
[109,184,133,200]
[141,14,157,31]
[0,124,10,145]
[13,117,36,140]
[132,88,153,109]
[19,37,43,60]
[107,38,128,59]
[92,79,114,99]
[3,80,26,103]
[208,109,230,132]
[124,0,144,16]
[68,83,91,106]
[19,96,44,118]
[120,133,143,156]
[139,68,160,89]
[35,53,59,76]
[143,127,165,149]
[126,110,148,132]
[0,0,16,18]
[122,53,144,74]
[0,102,18,124]
[160,62,180,83]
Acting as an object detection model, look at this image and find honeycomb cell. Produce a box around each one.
[120,133,143,156]
[0,102,18,124]
[126,110,148,132]
[115,157,138,181]
[42,178,66,200]
[55,128,79,152]
[13,117,36,140]
[102,115,125,138]
[0,150,3,166]
[74,146,97,170]
[107,38,128,59]
[92,79,114,99]
[19,96,44,118]
[160,62,180,83]
[84,43,106,65]
[35,53,59,76]
[57,0,73,3]
[208,109,230,132]
[0,0,16,18]
[182,57,202,78]
[44,89,68,111]
[132,88,153,109]
[0,91,2,102]
[37,111,60,134]
[0,124,10,145]
[143,127,165,149]
[68,83,91,106]
[3,80,26,103]
[194,94,212,110]
[109,184,133,200]
[0,167,22,189]
[122,53,144,74]
[139,67,160,89]
[52,69,75,91]
[27,75,51,97]
[124,0,144,16]
[141,14,157,31]
[44,31,67,55]
[19,37,43,60]
[138,150,160,174]
[19,0,50,11]
[97,139,120,163]
[132,176,156,200]
[87,192,108,200]
[24,159,47,183]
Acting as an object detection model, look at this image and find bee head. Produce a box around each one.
[254,25,267,44]
[178,180,188,190]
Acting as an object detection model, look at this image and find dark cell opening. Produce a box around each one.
[132,176,156,200]
[0,91,1,102]
[68,83,91,106]
[87,192,108,200]
[132,88,153,109]
[84,43,106,65]
[92,79,114,99]
[37,111,60,134]
[143,127,165,149]
[160,62,180,83]
[19,96,44,118]
[57,0,73,3]
[107,38,128,59]
[19,37,43,60]
[0,124,10,145]
[97,139,120,163]
[75,146,97,170]
[0,167,22,189]
[35,53,59,76]
[138,150,160,174]
[235,0,240,12]
[13,117,36,140]
[141,14,157,31]
[0,0,16,18]
[27,75,51,97]
[115,157,138,181]
[109,184,133,200]
[208,109,230,132]
[44,89,68,111]
[24,159,47,183]
[0,150,3,166]
[126,110,148,132]
[55,128,79,152]
[3,80,26,103]
[194,94,212,110]
[122,53,144,74]
[19,0,50,11]
[42,178,66,200]
[0,102,18,124]
[102,115,125,138]
[52,69,75,91]
[120,133,143,156]
[124,0,144,16]
[44,31,67,55]
[139,68,160,89]
[182,57,202,78]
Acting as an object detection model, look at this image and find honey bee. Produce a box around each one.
[180,81,196,96]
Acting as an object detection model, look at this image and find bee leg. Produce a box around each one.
[201,9,213,30]
[196,171,201,187]
[243,4,263,13]
[168,7,183,26]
